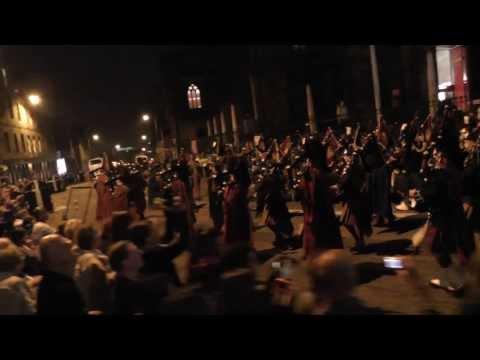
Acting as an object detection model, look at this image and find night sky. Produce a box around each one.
[4,46,163,148]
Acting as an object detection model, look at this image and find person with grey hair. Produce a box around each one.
[0,238,36,315]
[30,218,55,246]
[293,250,383,315]
[37,234,85,315]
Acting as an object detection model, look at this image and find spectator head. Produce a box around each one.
[308,250,356,304]
[76,225,99,251]
[0,238,25,273]
[22,216,35,234]
[108,241,143,278]
[39,234,76,277]
[111,211,132,242]
[33,207,49,222]
[128,221,152,250]
[31,222,55,245]
[64,219,82,242]
[10,228,27,247]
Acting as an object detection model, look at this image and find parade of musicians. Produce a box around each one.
[1,45,480,315]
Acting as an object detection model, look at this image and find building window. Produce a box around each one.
[4,132,10,153]
[21,134,26,153]
[31,136,36,153]
[14,134,19,153]
[27,136,32,153]
[187,84,202,109]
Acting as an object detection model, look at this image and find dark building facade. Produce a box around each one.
[156,45,479,155]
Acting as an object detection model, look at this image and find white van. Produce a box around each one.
[88,157,104,174]
[135,154,149,166]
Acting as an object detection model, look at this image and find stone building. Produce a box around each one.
[0,87,55,183]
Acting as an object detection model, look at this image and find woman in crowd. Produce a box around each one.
[74,225,112,313]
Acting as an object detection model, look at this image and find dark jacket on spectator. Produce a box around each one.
[37,270,85,315]
[112,274,168,315]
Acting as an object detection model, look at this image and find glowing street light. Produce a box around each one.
[28,93,42,106]
[141,134,147,141]
[141,147,146,152]
[115,144,121,151]
[142,114,150,122]
[92,134,100,141]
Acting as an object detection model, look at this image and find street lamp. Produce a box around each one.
[115,144,121,151]
[141,147,146,152]
[141,134,147,141]
[28,93,42,106]
[140,113,162,160]
[92,134,100,141]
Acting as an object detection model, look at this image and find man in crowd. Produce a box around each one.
[37,234,85,315]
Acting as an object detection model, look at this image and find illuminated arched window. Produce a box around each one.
[187,84,202,109]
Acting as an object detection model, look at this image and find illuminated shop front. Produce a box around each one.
[436,46,470,110]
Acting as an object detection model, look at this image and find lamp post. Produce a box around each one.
[369,45,383,125]
[141,113,161,160]
[88,133,100,157]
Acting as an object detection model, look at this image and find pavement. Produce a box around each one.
[49,181,472,314]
